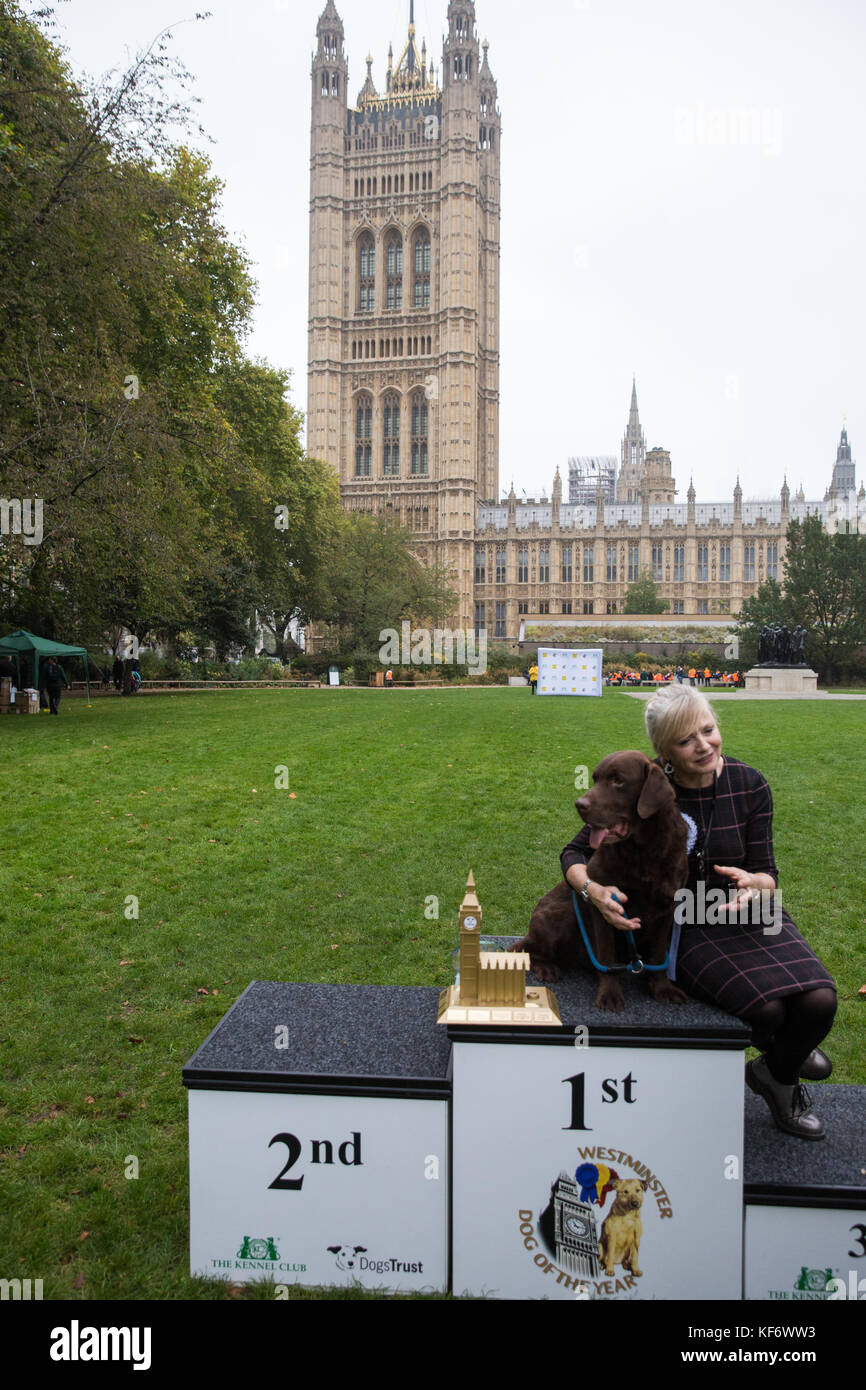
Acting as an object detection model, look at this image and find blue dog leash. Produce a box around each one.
[571,890,670,975]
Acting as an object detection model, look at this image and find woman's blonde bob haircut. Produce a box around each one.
[644,684,720,762]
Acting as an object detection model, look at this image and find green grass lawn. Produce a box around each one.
[1,688,863,1300]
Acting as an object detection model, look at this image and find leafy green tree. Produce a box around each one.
[624,569,668,614]
[0,5,340,661]
[321,515,457,656]
[211,359,343,662]
[779,515,866,682]
[0,4,255,643]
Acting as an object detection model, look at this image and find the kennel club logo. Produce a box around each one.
[237,1236,279,1263]
[518,1146,673,1297]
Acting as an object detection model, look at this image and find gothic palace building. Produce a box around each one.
[307,1,864,644]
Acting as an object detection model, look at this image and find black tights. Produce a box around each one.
[743,989,837,1085]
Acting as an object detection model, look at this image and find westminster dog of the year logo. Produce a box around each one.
[518,1146,674,1297]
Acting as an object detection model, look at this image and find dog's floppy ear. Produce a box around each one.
[637,762,675,819]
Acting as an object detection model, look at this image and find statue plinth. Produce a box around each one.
[744,666,819,693]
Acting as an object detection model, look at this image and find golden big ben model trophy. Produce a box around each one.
[437,873,561,1026]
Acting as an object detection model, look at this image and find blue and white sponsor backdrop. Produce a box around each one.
[188,1090,448,1292]
[537,647,603,697]
[451,1040,744,1300]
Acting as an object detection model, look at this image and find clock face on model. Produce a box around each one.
[463,916,478,930]
[566,1215,590,1238]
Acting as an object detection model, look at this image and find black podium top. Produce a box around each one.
[745,1088,866,1210]
[447,938,751,1049]
[183,982,451,1100]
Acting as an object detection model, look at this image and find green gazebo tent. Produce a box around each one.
[0,630,93,704]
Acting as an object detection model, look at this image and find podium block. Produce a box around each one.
[450,947,749,1300]
[744,1086,866,1301]
[184,983,450,1293]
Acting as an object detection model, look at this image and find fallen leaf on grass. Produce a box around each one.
[78,1231,90,1241]
[127,1036,143,1044]
[26,1105,63,1123]
[85,1096,95,1105]
[196,987,210,995]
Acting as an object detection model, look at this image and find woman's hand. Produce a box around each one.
[586,882,642,932]
[713,865,775,915]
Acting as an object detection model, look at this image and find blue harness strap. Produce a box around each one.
[571,890,669,975]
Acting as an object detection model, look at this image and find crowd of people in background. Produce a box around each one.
[606,667,742,687]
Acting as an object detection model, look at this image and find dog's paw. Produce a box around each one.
[595,980,626,1013]
[648,979,689,1006]
[530,959,561,984]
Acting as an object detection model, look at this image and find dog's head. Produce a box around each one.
[576,751,675,849]
[327,1244,367,1270]
[609,1178,648,1212]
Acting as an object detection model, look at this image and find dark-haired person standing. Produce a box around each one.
[41,656,69,715]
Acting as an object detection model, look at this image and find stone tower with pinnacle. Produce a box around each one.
[617,378,647,502]
[307,1,501,629]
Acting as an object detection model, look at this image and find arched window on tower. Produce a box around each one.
[383,394,401,477]
[355,395,373,477]
[386,232,403,310]
[466,56,472,79]
[358,234,375,312]
[331,72,339,96]
[454,54,463,79]
[413,229,431,308]
[411,392,428,476]
[321,70,330,97]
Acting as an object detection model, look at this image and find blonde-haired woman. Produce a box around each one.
[643,685,836,1139]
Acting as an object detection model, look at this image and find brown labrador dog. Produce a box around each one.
[514,751,689,1012]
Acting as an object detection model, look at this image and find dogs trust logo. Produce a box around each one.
[327,1243,425,1277]
[518,1147,674,1298]
[328,1244,367,1271]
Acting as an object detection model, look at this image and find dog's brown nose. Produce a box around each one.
[576,795,591,818]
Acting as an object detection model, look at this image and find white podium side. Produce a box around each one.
[184,983,450,1294]
[450,952,748,1301]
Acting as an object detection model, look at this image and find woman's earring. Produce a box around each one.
[664,762,674,776]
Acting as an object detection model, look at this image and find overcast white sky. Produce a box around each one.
[56,0,865,503]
